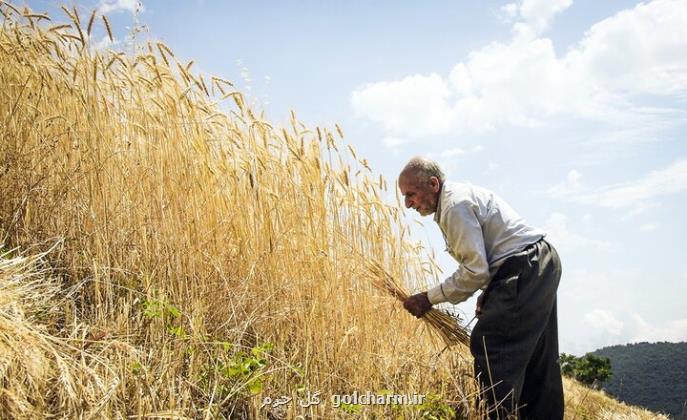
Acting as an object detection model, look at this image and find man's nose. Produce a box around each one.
[405,197,413,208]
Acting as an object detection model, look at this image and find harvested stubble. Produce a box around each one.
[0,2,667,419]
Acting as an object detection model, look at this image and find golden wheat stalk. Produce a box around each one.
[101,14,112,42]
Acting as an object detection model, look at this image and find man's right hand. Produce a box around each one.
[403,292,432,318]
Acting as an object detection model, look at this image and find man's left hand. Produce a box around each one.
[476,290,486,317]
[403,292,432,318]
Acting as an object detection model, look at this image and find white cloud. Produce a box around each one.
[382,137,410,155]
[543,212,611,252]
[638,223,659,232]
[630,314,687,343]
[500,3,519,19]
[586,160,687,208]
[442,147,465,158]
[351,73,454,137]
[549,160,687,211]
[559,267,687,354]
[480,161,501,176]
[584,309,624,335]
[503,0,573,35]
[563,312,687,354]
[426,147,480,174]
[547,169,582,196]
[568,0,687,98]
[382,137,410,148]
[98,0,143,15]
[351,0,687,138]
[566,169,582,189]
[91,34,118,51]
[565,310,687,353]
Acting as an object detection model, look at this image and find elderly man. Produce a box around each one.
[400,157,563,420]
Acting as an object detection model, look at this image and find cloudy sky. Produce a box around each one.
[22,0,687,355]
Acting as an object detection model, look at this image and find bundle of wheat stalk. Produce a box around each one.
[364,260,470,346]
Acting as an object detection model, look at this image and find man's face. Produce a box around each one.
[398,173,441,216]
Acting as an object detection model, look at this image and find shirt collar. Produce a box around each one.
[433,182,446,224]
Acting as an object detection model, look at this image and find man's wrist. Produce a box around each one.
[427,285,448,305]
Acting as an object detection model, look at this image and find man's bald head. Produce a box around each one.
[399,157,445,186]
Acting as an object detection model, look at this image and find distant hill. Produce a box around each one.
[591,342,687,419]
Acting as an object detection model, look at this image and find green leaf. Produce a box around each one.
[221,365,242,378]
[247,379,263,395]
[291,365,305,376]
[167,325,187,337]
[251,342,273,357]
[339,403,361,414]
[143,299,163,318]
[166,304,181,318]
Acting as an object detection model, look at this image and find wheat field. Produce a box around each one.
[0,3,667,419]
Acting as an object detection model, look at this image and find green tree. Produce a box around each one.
[560,353,612,387]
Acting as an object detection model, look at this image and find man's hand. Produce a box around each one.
[403,292,432,318]
[475,291,486,317]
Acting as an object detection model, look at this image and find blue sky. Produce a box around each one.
[22,0,687,355]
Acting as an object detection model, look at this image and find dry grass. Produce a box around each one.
[0,248,126,418]
[0,2,666,419]
[563,378,668,419]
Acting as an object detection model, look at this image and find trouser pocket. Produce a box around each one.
[475,273,519,340]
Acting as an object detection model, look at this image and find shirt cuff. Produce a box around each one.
[427,284,448,305]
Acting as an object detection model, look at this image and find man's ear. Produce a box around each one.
[430,176,440,191]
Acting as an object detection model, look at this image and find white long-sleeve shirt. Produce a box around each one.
[427,182,545,305]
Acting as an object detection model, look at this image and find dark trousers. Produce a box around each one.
[470,239,564,420]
